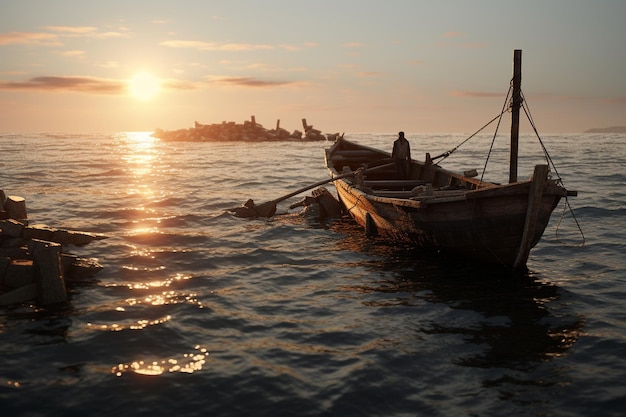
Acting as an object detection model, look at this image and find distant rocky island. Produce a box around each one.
[584,126,626,133]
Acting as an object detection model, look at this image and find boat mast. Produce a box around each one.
[509,49,522,184]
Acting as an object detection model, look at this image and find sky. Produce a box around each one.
[1,0,625,134]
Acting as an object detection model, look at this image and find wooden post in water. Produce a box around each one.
[509,49,522,184]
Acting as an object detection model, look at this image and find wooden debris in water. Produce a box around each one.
[0,189,106,306]
[153,115,341,142]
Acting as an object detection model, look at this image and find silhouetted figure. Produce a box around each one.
[392,131,411,179]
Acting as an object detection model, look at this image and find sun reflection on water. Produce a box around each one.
[117,131,159,198]
[87,314,172,331]
[111,345,209,376]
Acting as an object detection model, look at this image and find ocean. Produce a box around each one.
[0,131,624,416]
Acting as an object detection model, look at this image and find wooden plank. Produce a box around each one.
[371,190,413,198]
[364,180,428,188]
[31,240,67,304]
[5,196,27,220]
[514,164,548,268]
[333,150,386,157]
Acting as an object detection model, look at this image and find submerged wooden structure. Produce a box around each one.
[154,116,340,142]
[0,190,106,306]
[325,50,576,270]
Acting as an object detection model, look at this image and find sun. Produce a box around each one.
[129,72,160,101]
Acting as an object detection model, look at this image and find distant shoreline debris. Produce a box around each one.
[0,189,106,307]
[584,126,626,133]
[153,116,342,142]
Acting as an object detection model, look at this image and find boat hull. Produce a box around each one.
[334,178,562,267]
[325,137,570,269]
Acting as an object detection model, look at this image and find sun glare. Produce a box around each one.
[129,72,160,101]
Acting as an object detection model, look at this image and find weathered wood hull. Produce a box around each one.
[325,138,571,269]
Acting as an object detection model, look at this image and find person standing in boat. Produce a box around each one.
[392,131,411,179]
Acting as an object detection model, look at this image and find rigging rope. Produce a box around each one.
[435,77,585,247]
[520,90,586,247]
[478,81,513,184]
[431,112,506,163]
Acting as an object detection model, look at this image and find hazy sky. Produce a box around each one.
[1,0,624,133]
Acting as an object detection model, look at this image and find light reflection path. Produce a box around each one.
[98,132,207,380]
[111,345,209,376]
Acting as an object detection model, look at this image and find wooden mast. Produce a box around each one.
[509,49,522,184]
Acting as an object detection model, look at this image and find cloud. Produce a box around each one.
[0,76,124,94]
[449,90,503,98]
[213,76,296,88]
[57,50,86,57]
[162,79,203,90]
[90,31,130,39]
[0,31,61,46]
[44,26,98,34]
[443,31,465,38]
[436,41,487,49]
[0,73,307,94]
[161,40,273,51]
[0,26,130,47]
[45,25,129,39]
[356,71,383,77]
[342,42,365,48]
[160,40,314,52]
[99,61,120,68]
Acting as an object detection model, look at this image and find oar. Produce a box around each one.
[232,161,395,218]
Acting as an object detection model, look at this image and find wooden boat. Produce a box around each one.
[324,51,576,270]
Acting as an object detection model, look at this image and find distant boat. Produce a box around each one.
[324,50,577,270]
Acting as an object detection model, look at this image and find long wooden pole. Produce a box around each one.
[509,49,522,184]
[249,161,395,217]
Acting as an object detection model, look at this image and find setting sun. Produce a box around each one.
[129,72,160,101]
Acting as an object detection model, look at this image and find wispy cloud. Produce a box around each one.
[161,40,273,51]
[449,90,503,98]
[436,41,487,49]
[45,25,130,39]
[0,76,124,94]
[0,31,61,46]
[213,76,297,88]
[161,40,315,52]
[0,73,305,94]
[161,78,204,90]
[356,71,384,77]
[342,42,365,48]
[44,26,98,34]
[443,31,465,38]
[57,50,86,57]
[0,26,130,47]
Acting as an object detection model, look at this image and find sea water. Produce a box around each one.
[0,132,624,416]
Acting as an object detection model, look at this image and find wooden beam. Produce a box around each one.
[514,164,548,269]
